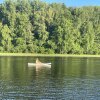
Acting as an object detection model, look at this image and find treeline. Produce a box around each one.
[0,0,100,54]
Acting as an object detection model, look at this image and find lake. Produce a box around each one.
[0,56,100,99]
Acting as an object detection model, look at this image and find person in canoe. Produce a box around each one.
[36,58,42,65]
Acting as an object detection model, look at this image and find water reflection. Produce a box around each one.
[0,56,100,99]
[52,57,100,79]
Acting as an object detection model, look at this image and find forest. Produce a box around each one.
[0,0,100,54]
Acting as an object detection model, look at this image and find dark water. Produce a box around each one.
[0,56,100,100]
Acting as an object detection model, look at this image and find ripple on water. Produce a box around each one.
[0,78,100,99]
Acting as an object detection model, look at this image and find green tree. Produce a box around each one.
[14,13,34,52]
[80,21,95,54]
[0,23,12,52]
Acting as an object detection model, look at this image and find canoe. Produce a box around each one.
[28,63,51,67]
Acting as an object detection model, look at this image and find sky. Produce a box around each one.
[0,0,3,3]
[0,0,100,7]
[43,0,100,7]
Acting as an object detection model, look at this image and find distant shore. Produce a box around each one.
[0,53,100,57]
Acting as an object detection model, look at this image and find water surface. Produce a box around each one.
[0,56,100,99]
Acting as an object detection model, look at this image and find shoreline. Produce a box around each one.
[0,53,100,57]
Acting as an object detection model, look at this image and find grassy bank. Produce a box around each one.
[0,53,100,57]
